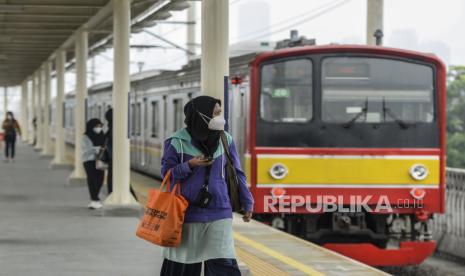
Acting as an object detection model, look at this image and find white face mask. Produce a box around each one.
[93,127,103,134]
[199,112,226,131]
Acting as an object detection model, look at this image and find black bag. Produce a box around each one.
[96,139,110,170]
[220,131,243,213]
[193,166,213,208]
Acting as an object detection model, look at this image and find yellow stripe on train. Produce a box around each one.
[254,155,439,186]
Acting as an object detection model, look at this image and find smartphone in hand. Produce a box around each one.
[202,156,214,162]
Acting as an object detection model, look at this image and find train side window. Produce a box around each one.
[173,99,183,131]
[260,59,313,123]
[151,101,159,138]
[131,103,135,135]
[70,107,74,127]
[136,102,141,135]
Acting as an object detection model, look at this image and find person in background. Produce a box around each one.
[2,111,21,163]
[104,107,138,200]
[104,108,113,195]
[32,117,37,146]
[82,118,106,209]
[160,96,254,276]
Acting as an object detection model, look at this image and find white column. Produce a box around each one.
[366,0,383,45]
[41,61,53,156]
[201,0,229,102]
[29,75,36,145]
[104,0,138,208]
[3,87,7,118]
[51,50,68,168]
[187,3,196,61]
[34,69,43,151]
[68,30,88,185]
[21,80,29,142]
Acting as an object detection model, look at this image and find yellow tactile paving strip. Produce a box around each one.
[236,246,289,276]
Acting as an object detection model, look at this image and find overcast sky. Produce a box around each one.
[4,0,464,115]
[68,0,465,91]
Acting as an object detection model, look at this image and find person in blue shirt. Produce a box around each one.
[160,96,254,276]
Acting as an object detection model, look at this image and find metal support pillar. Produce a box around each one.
[104,0,139,214]
[187,3,196,61]
[68,30,88,186]
[51,50,70,169]
[41,61,53,157]
[34,68,43,151]
[21,80,29,142]
[366,0,383,45]
[201,0,229,103]
[29,75,36,145]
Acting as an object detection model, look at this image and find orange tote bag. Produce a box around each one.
[136,170,188,247]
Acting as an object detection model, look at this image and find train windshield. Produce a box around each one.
[322,57,435,124]
[260,59,313,123]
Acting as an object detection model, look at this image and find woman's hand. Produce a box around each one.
[188,156,213,168]
[242,211,252,222]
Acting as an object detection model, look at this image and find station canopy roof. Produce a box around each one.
[0,0,190,86]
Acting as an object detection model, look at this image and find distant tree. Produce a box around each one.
[446,65,465,168]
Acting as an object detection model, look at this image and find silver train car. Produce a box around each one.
[51,53,254,177]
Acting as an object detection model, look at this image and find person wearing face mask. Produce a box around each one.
[159,96,254,276]
[82,118,105,209]
[2,111,21,163]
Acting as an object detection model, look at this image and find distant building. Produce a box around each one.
[387,29,451,66]
[388,29,419,50]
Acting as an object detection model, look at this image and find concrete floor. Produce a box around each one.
[0,142,162,276]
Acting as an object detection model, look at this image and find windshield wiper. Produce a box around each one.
[343,98,368,129]
[382,98,412,129]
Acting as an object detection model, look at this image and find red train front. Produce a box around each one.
[244,45,446,266]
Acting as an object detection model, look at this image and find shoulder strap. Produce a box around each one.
[220,131,233,165]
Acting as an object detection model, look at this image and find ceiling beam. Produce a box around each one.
[0,29,74,34]
[0,4,104,9]
[0,21,81,27]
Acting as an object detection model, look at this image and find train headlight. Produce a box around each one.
[409,164,428,181]
[269,163,288,180]
[271,187,286,199]
[410,188,426,200]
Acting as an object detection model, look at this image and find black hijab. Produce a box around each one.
[184,96,221,156]
[84,118,105,146]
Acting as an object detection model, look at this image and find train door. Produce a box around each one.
[230,79,249,161]
[147,95,163,175]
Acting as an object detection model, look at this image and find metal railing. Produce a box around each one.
[432,167,465,257]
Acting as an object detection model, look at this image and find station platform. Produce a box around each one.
[0,142,389,275]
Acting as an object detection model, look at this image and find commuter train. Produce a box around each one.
[52,42,446,266]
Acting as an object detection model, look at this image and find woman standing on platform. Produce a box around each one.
[160,96,254,276]
[82,118,105,209]
[2,111,21,163]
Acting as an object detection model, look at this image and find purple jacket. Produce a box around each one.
[161,128,254,223]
